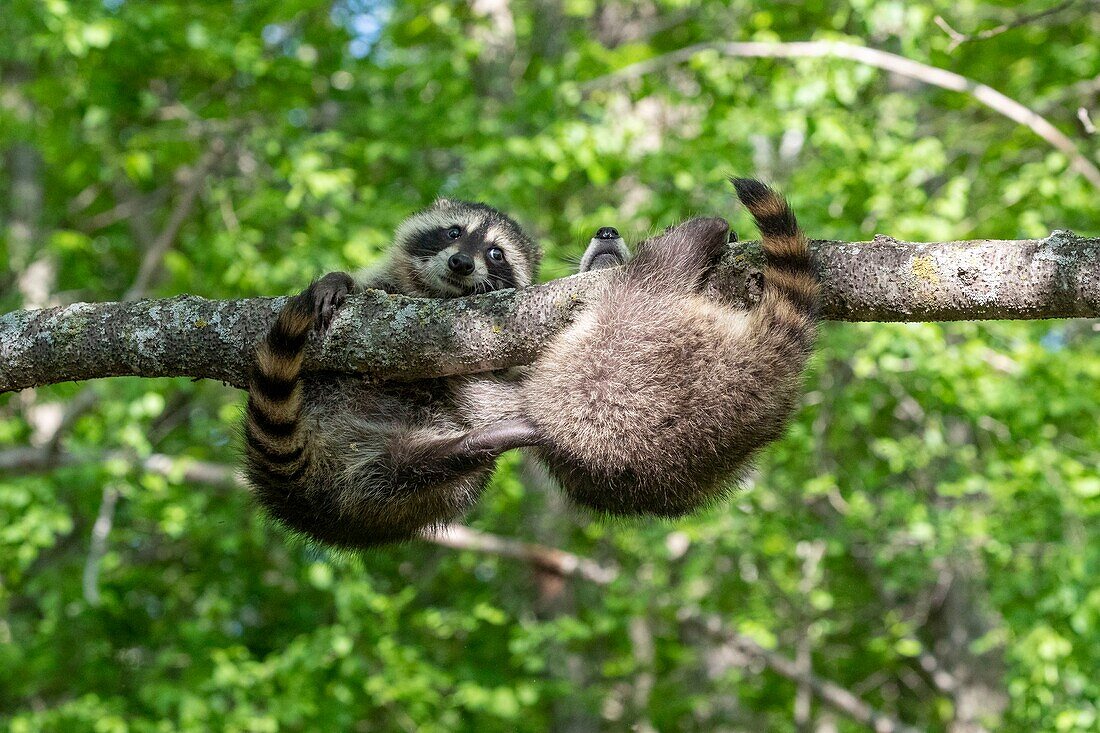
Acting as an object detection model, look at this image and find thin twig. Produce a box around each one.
[628,614,659,733]
[795,540,827,731]
[43,388,102,454]
[124,140,226,300]
[0,447,242,489]
[82,485,119,606]
[78,187,170,233]
[689,614,925,733]
[1038,73,1100,115]
[934,1,1081,51]
[1078,107,1096,135]
[582,40,1100,190]
[425,524,620,584]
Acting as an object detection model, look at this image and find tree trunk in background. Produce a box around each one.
[3,64,51,310]
[523,459,602,733]
[928,560,1008,733]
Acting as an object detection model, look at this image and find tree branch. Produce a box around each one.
[1,232,1097,394]
[583,39,1100,190]
[1040,73,1100,114]
[82,484,119,607]
[427,524,620,584]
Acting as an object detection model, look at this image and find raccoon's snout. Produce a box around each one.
[584,241,629,272]
[595,226,620,240]
[448,252,475,275]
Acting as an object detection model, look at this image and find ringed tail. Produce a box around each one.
[730,177,820,319]
[245,290,316,479]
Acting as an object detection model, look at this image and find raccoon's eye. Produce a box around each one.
[486,246,506,262]
[446,226,462,240]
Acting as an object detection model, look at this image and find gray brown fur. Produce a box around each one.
[519,178,820,515]
[247,180,818,546]
[244,199,541,548]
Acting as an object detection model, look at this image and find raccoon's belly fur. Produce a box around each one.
[518,182,819,517]
[524,288,804,514]
[247,375,493,547]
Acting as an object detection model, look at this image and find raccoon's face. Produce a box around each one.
[393,199,539,298]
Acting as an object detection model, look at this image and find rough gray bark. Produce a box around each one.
[1,232,1097,394]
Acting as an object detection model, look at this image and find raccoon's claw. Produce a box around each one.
[311,271,355,333]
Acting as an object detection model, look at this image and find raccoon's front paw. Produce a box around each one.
[309,271,355,332]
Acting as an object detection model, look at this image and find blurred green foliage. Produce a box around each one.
[1,1,1098,731]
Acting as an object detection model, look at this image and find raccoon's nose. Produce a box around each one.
[448,253,475,275]
[595,226,620,240]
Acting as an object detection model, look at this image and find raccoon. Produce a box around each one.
[244,198,543,548]
[520,178,820,515]
[247,180,817,547]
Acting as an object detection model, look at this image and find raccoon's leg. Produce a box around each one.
[384,419,542,488]
[298,417,543,546]
[306,271,356,331]
[298,275,541,489]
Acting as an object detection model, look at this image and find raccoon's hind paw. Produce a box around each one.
[309,271,355,333]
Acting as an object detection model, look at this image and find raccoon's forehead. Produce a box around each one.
[482,222,526,249]
[395,201,529,250]
[394,206,483,242]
